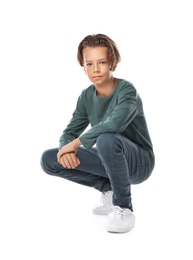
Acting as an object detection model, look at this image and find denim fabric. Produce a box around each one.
[40,133,154,210]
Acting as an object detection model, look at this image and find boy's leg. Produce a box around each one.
[40,147,111,192]
[96,133,153,211]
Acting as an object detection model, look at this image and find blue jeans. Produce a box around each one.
[40,133,155,210]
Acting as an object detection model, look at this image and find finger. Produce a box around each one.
[58,155,66,167]
[57,151,61,163]
[61,154,71,169]
[65,153,78,169]
[70,153,81,168]
[57,149,65,162]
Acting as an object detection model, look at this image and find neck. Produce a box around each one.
[96,77,117,98]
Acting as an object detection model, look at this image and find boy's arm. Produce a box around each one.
[59,94,89,149]
[79,86,139,149]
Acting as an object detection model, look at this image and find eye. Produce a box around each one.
[86,63,92,67]
[99,61,106,65]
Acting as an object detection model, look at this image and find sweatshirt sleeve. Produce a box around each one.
[59,94,89,149]
[79,84,139,149]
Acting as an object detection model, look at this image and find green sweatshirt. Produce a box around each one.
[59,78,153,152]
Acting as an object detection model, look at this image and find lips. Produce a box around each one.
[93,76,102,79]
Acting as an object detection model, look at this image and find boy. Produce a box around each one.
[40,34,155,233]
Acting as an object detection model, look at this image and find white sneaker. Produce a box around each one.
[92,191,113,215]
[107,206,135,233]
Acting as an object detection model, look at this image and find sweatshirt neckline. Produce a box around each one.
[94,78,120,101]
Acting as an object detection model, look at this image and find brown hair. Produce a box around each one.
[77,34,121,71]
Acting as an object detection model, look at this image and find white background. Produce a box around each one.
[0,0,193,259]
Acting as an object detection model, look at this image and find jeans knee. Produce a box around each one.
[40,148,57,175]
[96,133,118,155]
[40,150,48,173]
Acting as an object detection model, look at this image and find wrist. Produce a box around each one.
[73,138,82,149]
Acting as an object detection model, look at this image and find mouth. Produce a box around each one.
[92,76,102,79]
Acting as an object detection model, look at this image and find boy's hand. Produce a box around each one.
[58,152,80,169]
[57,138,82,168]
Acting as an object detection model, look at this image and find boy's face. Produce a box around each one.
[83,46,113,85]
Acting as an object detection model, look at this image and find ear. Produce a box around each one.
[111,64,117,72]
[110,62,117,71]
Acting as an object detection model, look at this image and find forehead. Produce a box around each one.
[83,46,109,60]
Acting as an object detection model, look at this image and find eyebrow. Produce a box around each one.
[85,58,107,62]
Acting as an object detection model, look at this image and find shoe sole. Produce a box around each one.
[107,224,135,233]
[92,209,113,215]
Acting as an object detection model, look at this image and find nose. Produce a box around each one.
[93,63,100,73]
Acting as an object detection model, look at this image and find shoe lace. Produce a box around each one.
[101,191,111,205]
[113,206,130,220]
